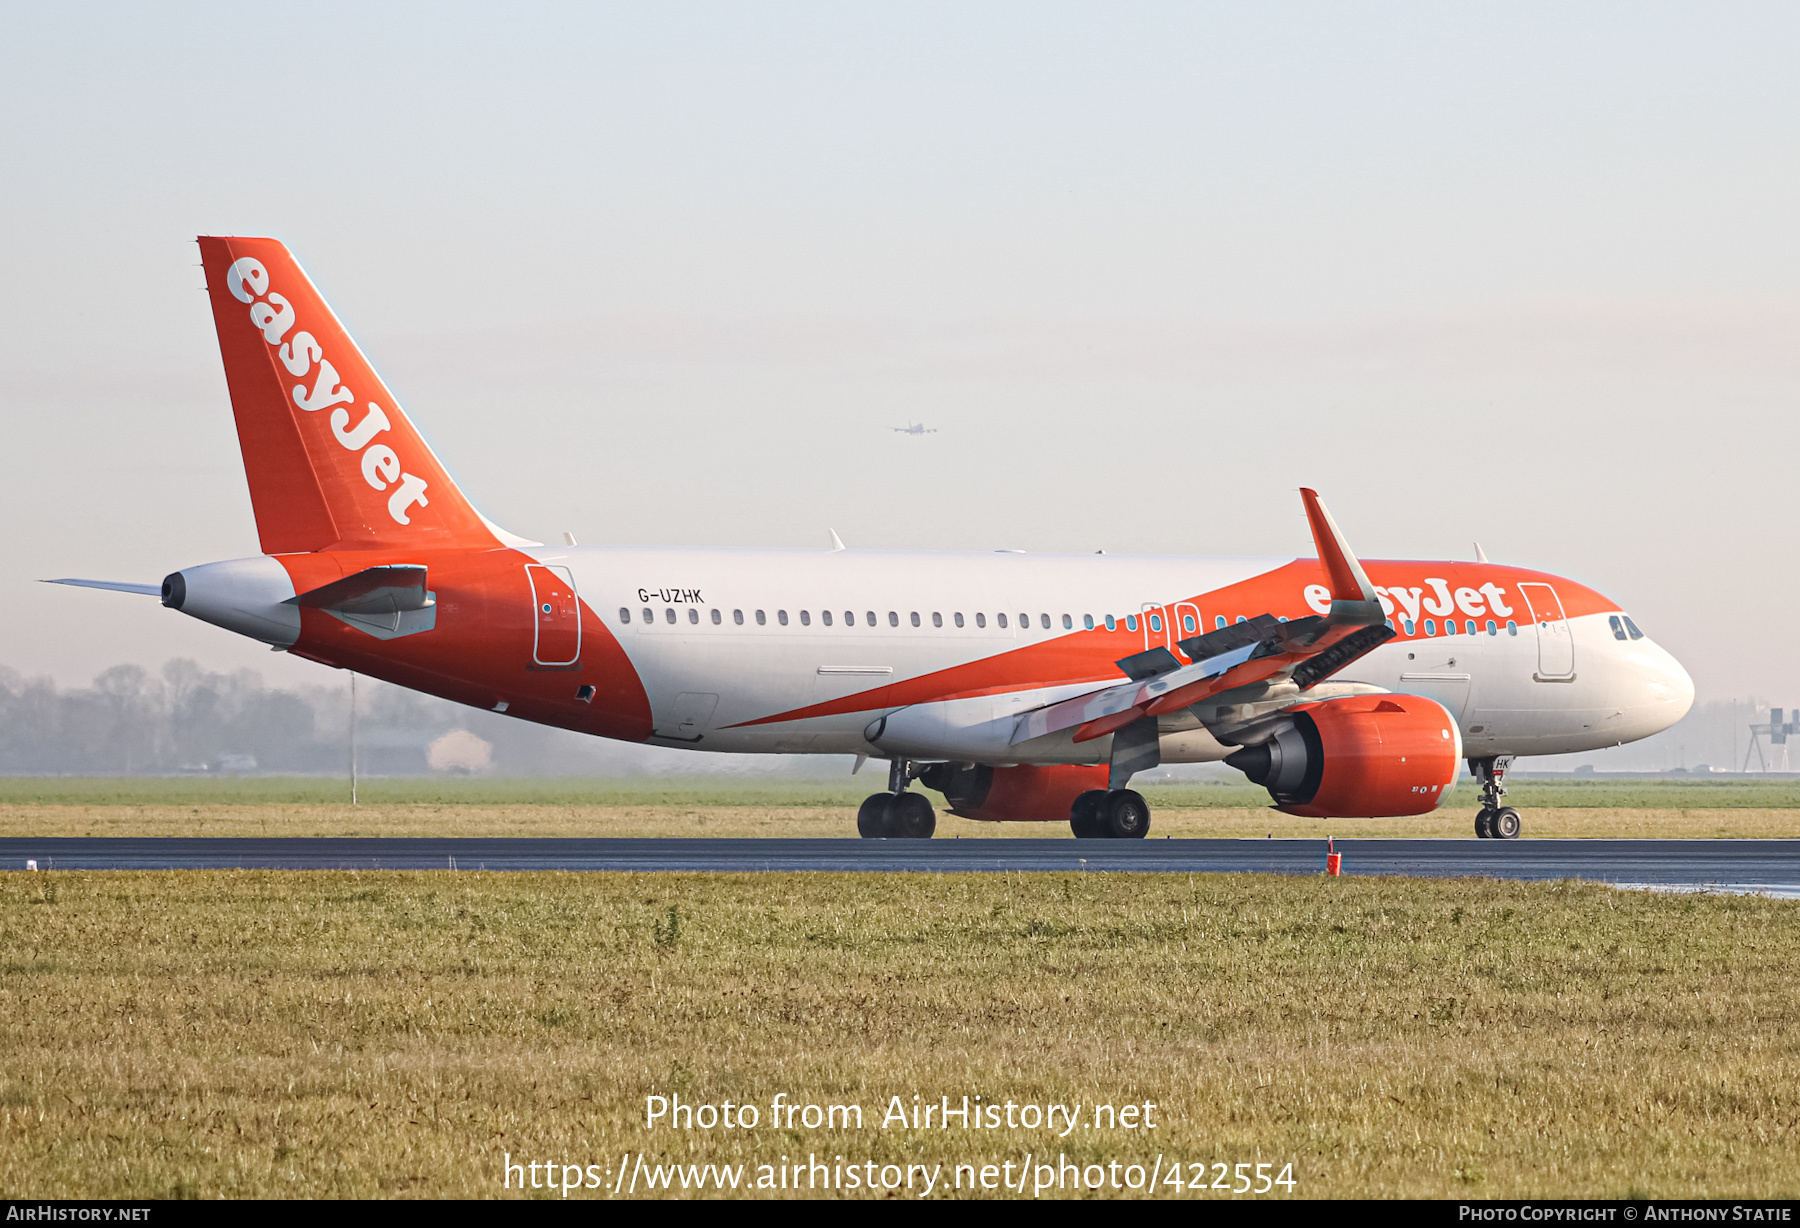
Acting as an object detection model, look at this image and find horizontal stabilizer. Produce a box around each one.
[285,565,430,616]
[44,578,162,597]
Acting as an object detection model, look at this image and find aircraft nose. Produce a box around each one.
[1632,638,1695,733]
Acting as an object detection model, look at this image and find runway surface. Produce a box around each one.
[3,837,1798,894]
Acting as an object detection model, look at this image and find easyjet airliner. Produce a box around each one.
[52,238,1694,840]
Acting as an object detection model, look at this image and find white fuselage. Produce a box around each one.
[532,544,1694,763]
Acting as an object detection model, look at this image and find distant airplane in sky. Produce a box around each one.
[892,423,937,435]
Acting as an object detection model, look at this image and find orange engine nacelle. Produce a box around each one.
[1224,695,1462,818]
[921,762,1111,822]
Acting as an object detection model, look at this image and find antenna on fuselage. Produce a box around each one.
[1474,542,1490,564]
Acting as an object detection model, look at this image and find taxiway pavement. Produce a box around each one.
[3,837,1797,894]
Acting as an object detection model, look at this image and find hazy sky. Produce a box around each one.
[4,3,1798,711]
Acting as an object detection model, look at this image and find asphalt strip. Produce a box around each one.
[1,837,1798,894]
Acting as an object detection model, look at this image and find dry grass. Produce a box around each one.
[1,869,1795,1199]
[3,802,1798,840]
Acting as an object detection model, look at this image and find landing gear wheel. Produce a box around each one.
[1474,808,1495,839]
[1101,789,1151,839]
[1070,790,1108,838]
[857,793,895,839]
[1491,807,1521,840]
[890,792,938,839]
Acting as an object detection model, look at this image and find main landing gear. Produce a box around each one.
[857,758,938,839]
[1069,789,1152,839]
[1471,755,1521,839]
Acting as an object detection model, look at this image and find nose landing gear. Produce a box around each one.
[857,758,938,839]
[1471,756,1520,839]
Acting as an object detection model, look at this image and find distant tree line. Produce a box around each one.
[0,660,346,774]
[0,659,807,777]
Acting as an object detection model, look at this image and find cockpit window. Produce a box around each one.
[1609,615,1627,641]
[1623,616,1644,640]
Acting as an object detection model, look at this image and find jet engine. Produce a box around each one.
[1224,694,1462,818]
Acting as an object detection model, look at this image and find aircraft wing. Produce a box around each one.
[1011,488,1395,746]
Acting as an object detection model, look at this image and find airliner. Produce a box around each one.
[51,238,1695,840]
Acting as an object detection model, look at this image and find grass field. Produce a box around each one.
[2,777,1797,840]
[1,869,1794,1199]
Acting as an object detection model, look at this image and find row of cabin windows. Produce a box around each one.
[617,608,1232,633]
[1396,617,1519,637]
[620,607,1124,629]
[614,608,1572,641]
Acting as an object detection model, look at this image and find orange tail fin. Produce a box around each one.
[198,236,515,554]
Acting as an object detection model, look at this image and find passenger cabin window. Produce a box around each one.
[1149,614,1162,632]
[1083,614,1094,630]
[1609,615,1627,641]
[1423,619,1436,635]
[1506,620,1517,635]
[1040,613,1050,629]
[665,608,676,624]
[734,609,745,625]
[1216,615,1227,630]
[619,607,631,624]
[778,610,789,626]
[976,613,986,628]
[932,612,943,628]
[799,610,810,626]
[1020,613,1030,628]
[1125,615,1138,632]
[1466,620,1477,635]
[643,607,654,624]
[819,610,830,626]
[1062,614,1072,630]
[844,611,854,626]
[1485,619,1497,635]
[756,609,766,625]
[865,610,875,625]
[688,608,699,624]
[888,611,899,627]
[711,609,722,625]
[1624,616,1644,640]
[1104,615,1116,631]
[954,612,965,628]
[1182,614,1196,633]
[997,613,1008,628]
[1402,618,1415,635]
[910,612,921,627]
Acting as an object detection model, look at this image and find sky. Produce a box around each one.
[3,3,1798,743]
